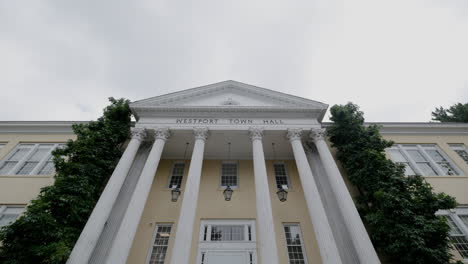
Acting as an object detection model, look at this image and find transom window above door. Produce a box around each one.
[199,220,255,242]
[220,161,238,187]
[198,220,257,264]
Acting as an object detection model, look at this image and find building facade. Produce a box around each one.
[0,81,467,264]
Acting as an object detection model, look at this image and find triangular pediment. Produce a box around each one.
[131,80,327,109]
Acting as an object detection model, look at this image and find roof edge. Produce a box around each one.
[322,122,468,135]
[0,121,88,134]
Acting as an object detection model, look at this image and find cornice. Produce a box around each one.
[0,121,89,134]
[132,105,324,112]
[322,122,468,135]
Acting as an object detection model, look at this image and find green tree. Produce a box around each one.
[328,103,460,264]
[0,98,132,264]
[432,103,468,122]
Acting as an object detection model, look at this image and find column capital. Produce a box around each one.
[130,128,146,142]
[310,128,326,142]
[193,127,209,141]
[286,128,303,142]
[249,127,264,141]
[154,128,171,141]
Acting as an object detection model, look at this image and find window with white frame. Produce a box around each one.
[274,163,290,189]
[198,220,257,264]
[0,205,25,227]
[449,144,468,164]
[148,224,172,264]
[210,225,245,241]
[168,163,185,188]
[283,224,308,264]
[0,143,65,176]
[437,208,468,260]
[387,144,461,176]
[200,220,254,242]
[221,161,238,187]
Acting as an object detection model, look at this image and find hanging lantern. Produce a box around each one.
[223,186,233,201]
[277,187,288,202]
[171,186,181,202]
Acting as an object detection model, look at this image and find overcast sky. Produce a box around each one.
[1,0,467,122]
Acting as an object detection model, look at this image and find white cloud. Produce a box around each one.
[0,0,466,121]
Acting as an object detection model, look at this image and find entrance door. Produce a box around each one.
[205,251,248,264]
[198,220,257,264]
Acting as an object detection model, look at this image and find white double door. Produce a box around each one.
[204,251,251,264]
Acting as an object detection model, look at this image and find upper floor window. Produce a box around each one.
[283,224,308,264]
[221,161,238,187]
[387,144,461,176]
[437,208,468,261]
[0,143,65,176]
[168,163,185,188]
[273,163,290,189]
[450,144,468,164]
[0,205,25,227]
[148,224,172,264]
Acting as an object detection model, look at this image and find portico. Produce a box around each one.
[67,80,379,264]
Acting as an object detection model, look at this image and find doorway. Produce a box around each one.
[197,220,257,264]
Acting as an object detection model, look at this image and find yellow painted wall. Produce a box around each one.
[1,131,467,263]
[0,134,74,204]
[127,159,322,264]
[381,134,468,205]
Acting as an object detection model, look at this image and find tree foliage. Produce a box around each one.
[328,103,460,264]
[432,103,468,122]
[0,98,132,264]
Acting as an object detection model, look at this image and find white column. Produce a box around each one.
[249,127,279,264]
[170,127,209,264]
[311,128,380,264]
[67,128,146,264]
[105,128,170,264]
[287,128,342,264]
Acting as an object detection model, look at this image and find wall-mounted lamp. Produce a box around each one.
[277,185,288,202]
[171,185,181,202]
[223,186,233,201]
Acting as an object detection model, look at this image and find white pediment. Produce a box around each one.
[158,90,291,107]
[131,80,327,109]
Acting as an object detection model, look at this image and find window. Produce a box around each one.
[437,208,468,260]
[221,162,238,187]
[148,224,172,264]
[450,144,468,164]
[168,163,185,188]
[0,143,65,176]
[274,163,290,189]
[387,148,416,176]
[0,143,6,150]
[283,224,308,264]
[0,205,25,227]
[387,144,461,176]
[200,220,255,242]
[210,225,245,241]
[198,220,257,264]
